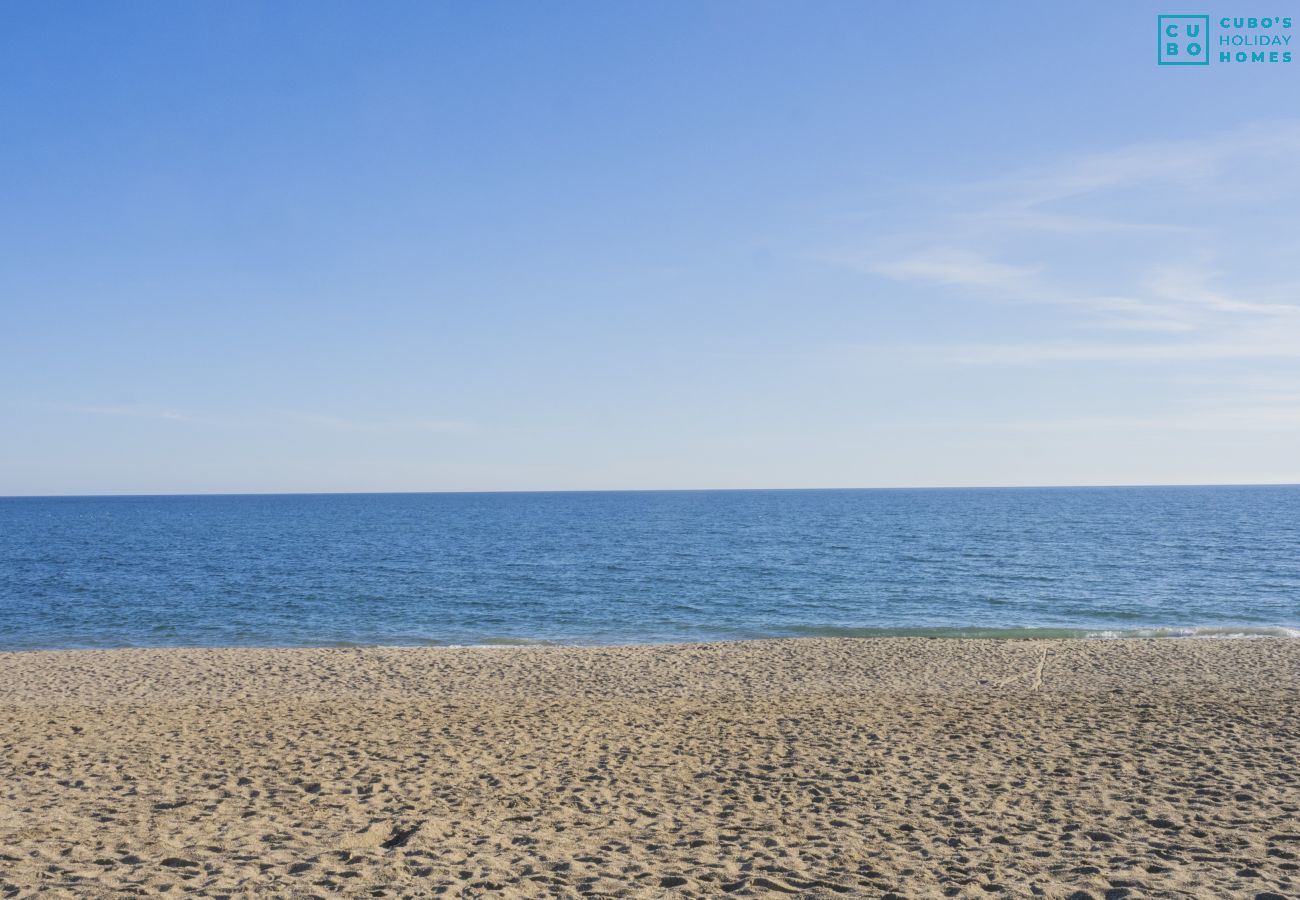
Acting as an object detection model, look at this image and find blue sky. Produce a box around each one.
[3,2,1299,494]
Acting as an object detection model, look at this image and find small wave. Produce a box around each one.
[1084,625,1300,640]
[782,625,1091,640]
[781,624,1300,641]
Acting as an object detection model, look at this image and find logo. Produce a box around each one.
[1158,14,1294,65]
[1159,15,1210,64]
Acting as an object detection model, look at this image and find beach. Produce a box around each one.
[1,638,1297,898]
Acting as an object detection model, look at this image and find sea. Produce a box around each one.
[1,486,1297,651]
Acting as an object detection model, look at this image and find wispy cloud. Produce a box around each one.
[971,120,1300,208]
[923,401,1300,434]
[951,209,1195,236]
[40,404,479,434]
[45,402,203,423]
[281,411,477,434]
[832,119,1300,364]
[866,249,1039,293]
[946,333,1300,365]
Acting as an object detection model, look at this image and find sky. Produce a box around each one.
[2,1,1299,494]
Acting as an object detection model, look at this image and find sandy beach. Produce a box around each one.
[1,638,1297,898]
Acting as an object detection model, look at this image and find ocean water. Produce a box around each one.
[0,486,1297,650]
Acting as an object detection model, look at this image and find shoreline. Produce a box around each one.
[3,638,1298,896]
[3,624,1299,655]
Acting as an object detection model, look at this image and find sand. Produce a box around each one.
[1,638,1297,898]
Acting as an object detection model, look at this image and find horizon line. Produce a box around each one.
[3,481,1299,500]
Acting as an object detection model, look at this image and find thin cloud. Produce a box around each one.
[947,334,1300,365]
[835,119,1300,364]
[412,419,478,434]
[929,403,1300,433]
[975,119,1300,208]
[867,249,1039,293]
[952,209,1196,236]
[282,411,477,434]
[46,402,202,423]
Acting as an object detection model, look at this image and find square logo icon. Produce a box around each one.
[1159,15,1211,65]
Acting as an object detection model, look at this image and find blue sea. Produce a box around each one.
[1,487,1298,651]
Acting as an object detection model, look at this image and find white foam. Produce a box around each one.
[1083,626,1300,640]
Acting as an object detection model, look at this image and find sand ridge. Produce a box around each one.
[1,638,1298,897]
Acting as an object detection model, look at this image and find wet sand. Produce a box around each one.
[1,638,1297,898]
